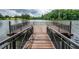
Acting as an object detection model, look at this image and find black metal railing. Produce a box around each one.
[0,26,33,49]
[47,26,79,49]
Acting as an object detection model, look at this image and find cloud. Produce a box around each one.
[0,9,21,16]
[28,9,52,17]
[36,9,52,16]
[0,9,52,17]
[38,9,52,14]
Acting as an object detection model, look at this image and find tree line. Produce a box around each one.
[0,14,31,20]
[41,9,79,20]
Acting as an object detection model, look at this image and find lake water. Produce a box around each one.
[0,20,9,41]
[0,20,79,44]
[0,20,24,42]
[71,21,79,43]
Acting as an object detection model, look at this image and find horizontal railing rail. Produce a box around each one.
[9,21,29,34]
[47,26,79,49]
[0,26,33,49]
[52,21,72,34]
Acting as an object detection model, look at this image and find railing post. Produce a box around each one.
[9,21,11,34]
[12,41,16,49]
[70,21,72,37]
[9,43,12,49]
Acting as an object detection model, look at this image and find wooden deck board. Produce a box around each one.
[23,25,55,49]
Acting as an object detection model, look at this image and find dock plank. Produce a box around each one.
[23,25,55,49]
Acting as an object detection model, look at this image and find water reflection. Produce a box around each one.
[0,20,3,27]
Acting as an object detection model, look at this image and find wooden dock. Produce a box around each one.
[23,25,55,49]
[1,21,77,49]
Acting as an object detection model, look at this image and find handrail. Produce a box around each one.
[0,26,33,49]
[47,26,79,49]
[9,21,29,34]
[52,21,72,34]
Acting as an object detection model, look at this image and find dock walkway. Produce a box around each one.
[23,25,55,49]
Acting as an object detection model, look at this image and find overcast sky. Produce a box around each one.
[0,9,52,17]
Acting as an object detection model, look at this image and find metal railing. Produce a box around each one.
[0,26,33,49]
[47,26,79,49]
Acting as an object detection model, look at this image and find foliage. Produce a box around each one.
[0,13,31,20]
[42,9,79,20]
